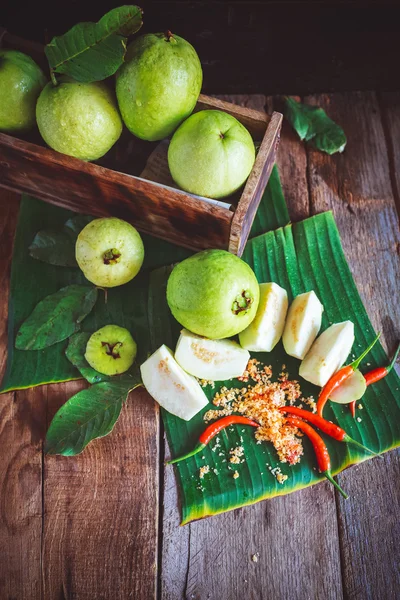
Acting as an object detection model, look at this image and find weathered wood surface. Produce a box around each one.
[306,91,400,600]
[161,93,400,600]
[0,193,160,599]
[1,92,400,600]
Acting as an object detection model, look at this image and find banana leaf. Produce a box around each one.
[148,212,400,524]
[1,167,288,393]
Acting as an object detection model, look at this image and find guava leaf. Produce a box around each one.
[45,373,141,455]
[65,332,112,384]
[285,97,347,154]
[15,284,98,350]
[29,215,93,267]
[45,5,143,83]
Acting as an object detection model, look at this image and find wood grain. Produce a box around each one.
[160,95,343,600]
[43,384,159,600]
[379,91,400,218]
[0,191,44,600]
[306,91,400,600]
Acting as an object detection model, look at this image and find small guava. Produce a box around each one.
[76,217,144,287]
[0,49,47,133]
[85,325,137,376]
[36,78,122,161]
[166,249,260,339]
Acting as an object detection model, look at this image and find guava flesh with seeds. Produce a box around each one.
[76,217,144,287]
[166,249,260,339]
[85,325,137,376]
[0,50,46,133]
[168,110,256,199]
[116,32,202,141]
[36,78,122,161]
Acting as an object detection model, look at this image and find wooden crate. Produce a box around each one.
[0,30,282,256]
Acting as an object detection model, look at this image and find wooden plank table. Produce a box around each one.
[0,92,399,600]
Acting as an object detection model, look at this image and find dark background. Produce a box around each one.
[1,1,400,94]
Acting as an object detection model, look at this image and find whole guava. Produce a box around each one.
[36,78,122,161]
[116,32,202,141]
[76,217,144,287]
[0,50,46,133]
[168,110,255,199]
[85,324,137,376]
[166,249,260,339]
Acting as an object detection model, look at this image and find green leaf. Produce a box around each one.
[29,215,93,267]
[45,373,141,455]
[65,332,112,384]
[148,212,400,524]
[45,5,143,83]
[285,97,347,154]
[29,229,77,267]
[15,284,98,350]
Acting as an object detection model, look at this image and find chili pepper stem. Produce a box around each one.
[350,333,381,370]
[323,471,348,499]
[343,435,378,456]
[167,442,206,465]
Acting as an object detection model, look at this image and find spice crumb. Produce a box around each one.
[358,403,363,410]
[199,465,210,479]
[251,553,259,563]
[229,445,245,464]
[357,417,362,423]
[233,470,239,479]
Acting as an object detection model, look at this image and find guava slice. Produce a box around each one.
[174,329,250,381]
[299,321,355,387]
[329,369,367,404]
[282,291,324,360]
[239,282,288,352]
[76,217,144,287]
[166,249,260,340]
[140,345,208,421]
[85,325,137,376]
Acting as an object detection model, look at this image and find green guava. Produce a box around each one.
[116,32,202,141]
[76,217,144,287]
[166,249,260,339]
[0,50,46,133]
[85,325,137,375]
[36,78,122,161]
[168,110,256,199]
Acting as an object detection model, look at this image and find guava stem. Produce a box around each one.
[50,68,58,87]
[164,30,174,42]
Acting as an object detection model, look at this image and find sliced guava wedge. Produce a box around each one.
[174,329,250,381]
[239,282,288,352]
[299,321,354,387]
[140,345,208,421]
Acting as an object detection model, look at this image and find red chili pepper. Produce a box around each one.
[349,341,399,417]
[166,415,259,464]
[317,334,380,418]
[279,406,376,455]
[285,416,348,499]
